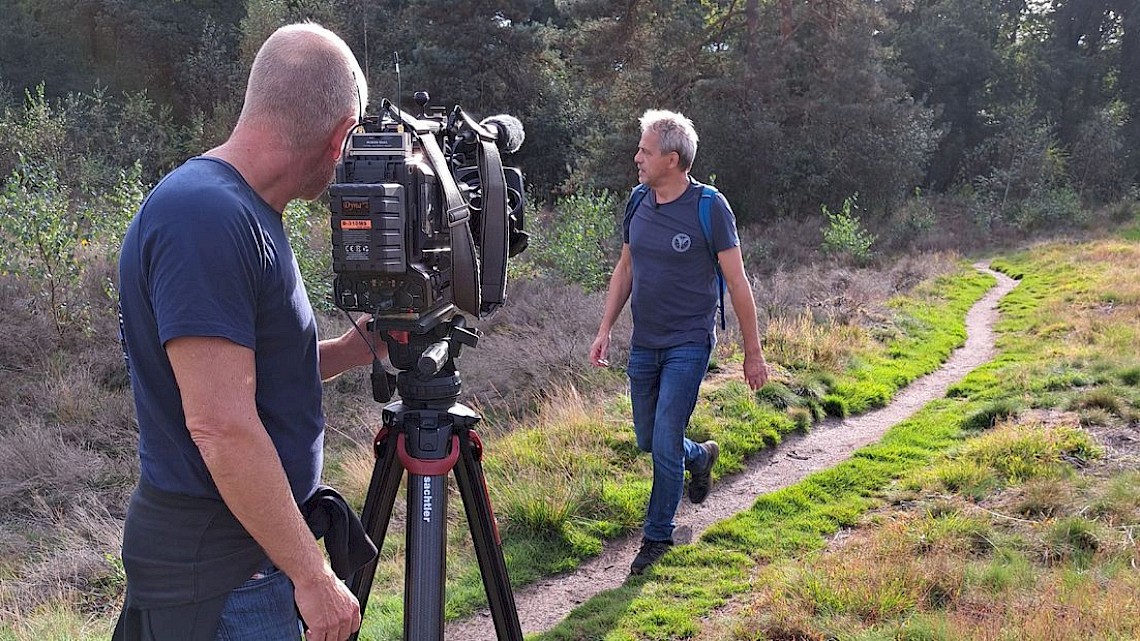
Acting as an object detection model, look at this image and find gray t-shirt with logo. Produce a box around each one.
[623,180,740,349]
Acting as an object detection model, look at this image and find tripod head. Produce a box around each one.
[369,314,480,406]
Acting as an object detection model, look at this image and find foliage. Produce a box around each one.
[821,195,877,265]
[0,0,246,119]
[0,85,152,334]
[2,0,1137,225]
[563,0,942,223]
[884,0,1021,191]
[523,189,619,292]
[0,157,143,336]
[1069,106,1130,203]
[0,161,78,333]
[283,199,334,312]
[888,188,938,246]
[0,83,181,189]
[965,103,1090,232]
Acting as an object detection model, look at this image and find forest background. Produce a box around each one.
[1,0,1139,637]
[4,0,1139,241]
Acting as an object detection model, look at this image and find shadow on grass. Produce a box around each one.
[536,575,647,641]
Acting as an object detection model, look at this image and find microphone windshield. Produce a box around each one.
[479,114,525,154]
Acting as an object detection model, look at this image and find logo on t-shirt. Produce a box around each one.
[672,233,692,253]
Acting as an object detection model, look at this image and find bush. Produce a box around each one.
[821,195,876,265]
[1012,186,1084,230]
[524,190,621,292]
[0,158,143,335]
[888,188,937,246]
[1069,109,1129,204]
[0,84,154,335]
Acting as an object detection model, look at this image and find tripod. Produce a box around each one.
[346,316,523,641]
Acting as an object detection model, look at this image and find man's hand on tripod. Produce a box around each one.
[320,313,382,381]
[295,566,361,641]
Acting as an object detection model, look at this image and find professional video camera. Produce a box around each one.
[329,91,528,333]
[330,94,530,641]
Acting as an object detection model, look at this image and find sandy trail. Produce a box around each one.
[445,265,1019,639]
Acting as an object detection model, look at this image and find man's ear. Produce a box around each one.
[329,114,357,161]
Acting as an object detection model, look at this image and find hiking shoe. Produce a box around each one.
[630,538,673,575]
[687,440,719,504]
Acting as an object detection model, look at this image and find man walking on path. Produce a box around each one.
[589,109,768,575]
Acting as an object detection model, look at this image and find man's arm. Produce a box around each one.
[319,313,380,381]
[167,336,360,641]
[589,244,634,367]
[717,246,768,390]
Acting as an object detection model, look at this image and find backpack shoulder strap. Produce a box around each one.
[697,185,727,330]
[622,184,651,240]
[697,186,719,260]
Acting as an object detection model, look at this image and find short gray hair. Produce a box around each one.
[639,109,699,170]
[238,23,367,149]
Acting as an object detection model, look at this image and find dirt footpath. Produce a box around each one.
[446,265,1019,639]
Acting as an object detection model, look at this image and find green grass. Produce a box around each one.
[827,269,994,413]
[10,234,1139,639]
[537,237,1140,639]
[530,265,999,640]
[0,605,113,641]
[340,265,996,637]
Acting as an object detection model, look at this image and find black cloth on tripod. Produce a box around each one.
[112,481,376,641]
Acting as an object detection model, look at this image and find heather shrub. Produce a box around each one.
[461,275,630,417]
[752,252,958,326]
[0,274,135,623]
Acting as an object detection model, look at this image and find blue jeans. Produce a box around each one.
[628,342,712,542]
[216,568,302,641]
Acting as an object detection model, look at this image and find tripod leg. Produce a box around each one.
[454,431,523,641]
[404,472,449,641]
[347,427,403,640]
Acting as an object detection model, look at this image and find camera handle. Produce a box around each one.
[347,325,522,641]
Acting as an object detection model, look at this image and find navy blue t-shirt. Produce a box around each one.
[624,180,740,349]
[118,157,324,502]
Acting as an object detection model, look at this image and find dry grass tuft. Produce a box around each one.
[763,313,871,372]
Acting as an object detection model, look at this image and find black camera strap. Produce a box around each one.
[417,133,482,316]
[456,110,509,315]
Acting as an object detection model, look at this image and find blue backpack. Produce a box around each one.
[623,184,727,330]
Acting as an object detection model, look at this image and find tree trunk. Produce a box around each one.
[779,0,793,42]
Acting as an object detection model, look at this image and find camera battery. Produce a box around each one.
[329,183,406,273]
